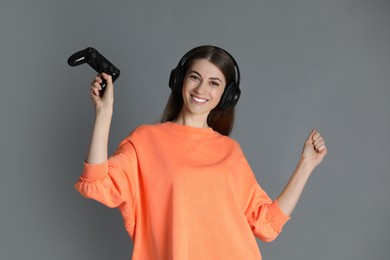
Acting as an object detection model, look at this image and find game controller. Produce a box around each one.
[67,47,120,89]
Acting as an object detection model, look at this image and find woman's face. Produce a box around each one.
[181,59,226,119]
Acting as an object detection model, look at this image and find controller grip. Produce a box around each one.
[67,49,87,66]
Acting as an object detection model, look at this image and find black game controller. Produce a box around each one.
[67,47,120,89]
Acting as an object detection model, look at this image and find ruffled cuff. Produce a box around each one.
[267,200,291,232]
[81,160,109,181]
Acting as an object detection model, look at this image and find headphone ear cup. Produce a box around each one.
[169,67,184,94]
[219,83,241,110]
[169,68,178,92]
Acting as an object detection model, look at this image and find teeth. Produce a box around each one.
[192,96,207,103]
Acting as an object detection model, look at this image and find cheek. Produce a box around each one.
[181,79,192,93]
[180,80,187,95]
[214,86,226,101]
[181,82,189,98]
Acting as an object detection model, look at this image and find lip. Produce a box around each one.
[190,94,209,104]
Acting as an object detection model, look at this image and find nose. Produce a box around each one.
[193,80,207,94]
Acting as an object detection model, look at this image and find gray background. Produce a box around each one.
[0,0,389,259]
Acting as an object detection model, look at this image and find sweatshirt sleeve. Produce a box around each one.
[74,138,139,223]
[234,143,291,243]
[245,184,291,243]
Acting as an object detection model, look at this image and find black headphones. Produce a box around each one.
[169,45,241,110]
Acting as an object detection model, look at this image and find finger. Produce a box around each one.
[313,136,324,146]
[91,84,102,94]
[91,85,100,96]
[317,144,327,154]
[307,129,317,142]
[312,132,321,142]
[90,88,99,97]
[315,139,325,148]
[91,80,102,91]
[315,141,325,151]
[315,137,327,152]
[91,80,102,94]
[95,75,103,84]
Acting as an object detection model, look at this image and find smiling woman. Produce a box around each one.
[175,59,227,128]
[74,45,327,260]
[162,45,241,135]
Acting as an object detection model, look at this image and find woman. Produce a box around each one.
[75,45,327,259]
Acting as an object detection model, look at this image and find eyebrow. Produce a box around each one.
[188,70,223,82]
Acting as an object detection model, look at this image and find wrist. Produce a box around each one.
[296,158,315,177]
[95,106,113,118]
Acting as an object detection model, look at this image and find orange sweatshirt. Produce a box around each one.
[75,122,290,260]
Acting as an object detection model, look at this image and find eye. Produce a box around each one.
[210,81,220,87]
[189,74,200,81]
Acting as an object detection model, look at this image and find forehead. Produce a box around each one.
[187,59,226,82]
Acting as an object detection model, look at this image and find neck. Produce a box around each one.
[174,110,210,129]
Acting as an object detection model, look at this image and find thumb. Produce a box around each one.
[101,72,113,87]
[102,72,114,91]
[100,73,114,101]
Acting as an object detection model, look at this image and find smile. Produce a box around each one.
[191,95,209,104]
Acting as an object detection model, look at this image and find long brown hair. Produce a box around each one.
[160,45,239,136]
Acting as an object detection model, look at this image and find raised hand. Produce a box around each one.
[90,73,114,113]
[301,129,327,170]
